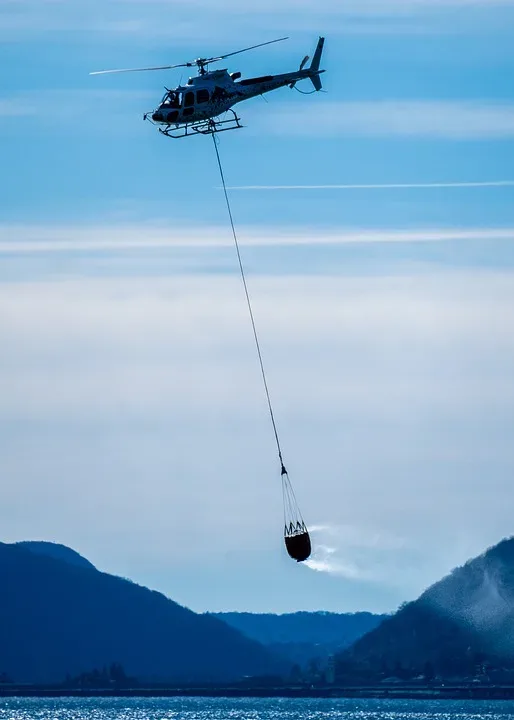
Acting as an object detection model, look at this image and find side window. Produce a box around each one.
[197,89,209,104]
[184,91,195,107]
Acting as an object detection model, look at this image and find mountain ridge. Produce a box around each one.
[212,611,387,669]
[15,541,96,571]
[336,536,514,682]
[0,541,285,684]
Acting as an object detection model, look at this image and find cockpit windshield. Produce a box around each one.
[161,90,181,108]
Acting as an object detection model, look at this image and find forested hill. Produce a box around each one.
[336,537,514,683]
[16,540,96,570]
[0,541,285,684]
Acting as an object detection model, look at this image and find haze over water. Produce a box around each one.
[3,698,514,720]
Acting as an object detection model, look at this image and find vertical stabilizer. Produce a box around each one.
[309,37,325,91]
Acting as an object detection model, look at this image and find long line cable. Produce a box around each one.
[212,130,308,536]
[211,131,286,472]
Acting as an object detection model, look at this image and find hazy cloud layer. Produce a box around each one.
[4,95,514,143]
[2,0,514,39]
[258,101,514,139]
[226,181,514,191]
[1,224,514,254]
[1,269,513,610]
[0,90,155,127]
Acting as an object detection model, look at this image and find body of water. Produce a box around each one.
[2,697,514,720]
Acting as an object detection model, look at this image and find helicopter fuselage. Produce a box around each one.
[149,66,322,128]
[91,36,325,138]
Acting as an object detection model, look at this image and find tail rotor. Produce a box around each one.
[289,55,310,89]
[300,55,310,71]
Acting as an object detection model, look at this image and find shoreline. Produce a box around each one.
[3,686,514,700]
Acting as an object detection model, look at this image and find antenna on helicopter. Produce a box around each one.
[89,37,289,77]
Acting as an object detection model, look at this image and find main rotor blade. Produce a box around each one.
[206,36,289,64]
[90,36,289,76]
[90,63,189,76]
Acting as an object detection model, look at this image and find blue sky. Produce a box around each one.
[1,0,514,614]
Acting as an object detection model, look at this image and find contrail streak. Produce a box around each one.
[224,180,514,191]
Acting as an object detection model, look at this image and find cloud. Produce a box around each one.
[5,93,514,142]
[0,98,37,117]
[2,0,514,39]
[225,181,514,191]
[1,269,514,609]
[1,224,514,255]
[5,94,514,142]
[2,271,513,420]
[110,0,514,8]
[0,90,155,124]
[5,0,514,9]
[0,2,161,39]
[258,100,514,139]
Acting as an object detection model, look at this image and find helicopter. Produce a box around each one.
[90,36,325,139]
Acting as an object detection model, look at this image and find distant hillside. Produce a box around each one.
[336,537,514,683]
[0,542,285,684]
[213,611,386,669]
[15,541,96,571]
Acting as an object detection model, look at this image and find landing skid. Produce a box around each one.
[158,111,243,139]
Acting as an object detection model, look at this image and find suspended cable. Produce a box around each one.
[211,131,285,468]
[211,128,311,563]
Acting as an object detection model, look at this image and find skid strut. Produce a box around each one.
[154,110,243,139]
